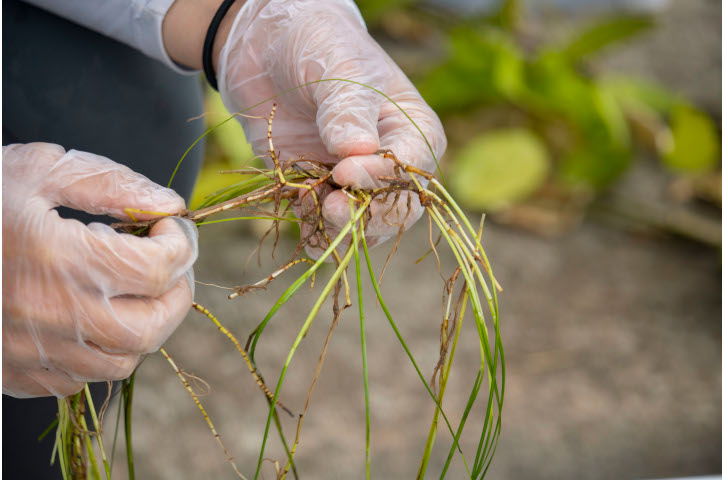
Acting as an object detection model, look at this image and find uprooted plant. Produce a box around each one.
[50,80,505,480]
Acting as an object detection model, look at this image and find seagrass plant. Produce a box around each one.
[50,79,505,480]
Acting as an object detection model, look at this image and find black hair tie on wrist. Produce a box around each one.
[203,0,238,91]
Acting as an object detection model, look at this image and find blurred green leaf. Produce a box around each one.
[524,52,597,121]
[417,27,525,113]
[489,0,521,31]
[205,89,254,165]
[558,143,630,189]
[600,75,678,114]
[662,103,719,173]
[450,128,549,211]
[525,52,631,149]
[400,6,715,200]
[190,168,253,210]
[592,84,630,149]
[355,0,416,25]
[190,89,256,209]
[559,15,654,62]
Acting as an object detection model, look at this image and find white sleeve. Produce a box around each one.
[22,0,198,75]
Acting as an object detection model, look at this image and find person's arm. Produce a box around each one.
[162,0,244,72]
[19,0,235,74]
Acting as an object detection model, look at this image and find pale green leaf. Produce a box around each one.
[560,15,654,61]
[205,89,254,164]
[450,128,549,211]
[662,104,719,173]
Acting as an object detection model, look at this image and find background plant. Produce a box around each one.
[192,0,721,242]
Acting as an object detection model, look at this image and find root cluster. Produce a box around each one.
[106,104,504,480]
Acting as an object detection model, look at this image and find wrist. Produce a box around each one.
[162,0,243,72]
[212,1,244,74]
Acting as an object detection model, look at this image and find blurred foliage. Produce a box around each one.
[190,88,256,210]
[357,0,720,219]
[195,0,720,241]
[557,15,654,62]
[450,128,549,210]
[663,104,719,173]
[355,0,417,25]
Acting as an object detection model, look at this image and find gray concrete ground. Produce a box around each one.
[118,213,720,480]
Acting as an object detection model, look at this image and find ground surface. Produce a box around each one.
[118,214,720,480]
[117,1,720,478]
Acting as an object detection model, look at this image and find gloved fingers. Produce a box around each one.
[3,331,139,382]
[279,4,386,159]
[290,180,334,219]
[62,342,140,382]
[2,143,67,191]
[248,126,340,170]
[290,180,339,260]
[300,188,421,258]
[241,64,383,164]
[330,154,393,190]
[3,366,54,397]
[377,89,447,173]
[45,148,185,221]
[3,271,191,372]
[81,274,193,355]
[295,201,337,260]
[3,365,84,398]
[58,216,198,298]
[298,222,345,261]
[322,189,423,238]
[28,369,86,398]
[297,223,389,260]
[313,75,382,159]
[331,86,447,191]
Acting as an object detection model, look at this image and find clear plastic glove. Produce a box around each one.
[217,0,447,256]
[2,143,198,398]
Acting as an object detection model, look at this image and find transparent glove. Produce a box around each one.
[2,143,198,398]
[217,0,447,256]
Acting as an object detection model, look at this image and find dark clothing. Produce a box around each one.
[3,1,205,477]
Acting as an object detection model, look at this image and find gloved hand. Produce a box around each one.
[216,0,447,256]
[2,143,198,398]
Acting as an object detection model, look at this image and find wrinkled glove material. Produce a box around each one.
[217,0,447,257]
[2,143,198,398]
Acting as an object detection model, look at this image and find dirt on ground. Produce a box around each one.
[113,211,719,480]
